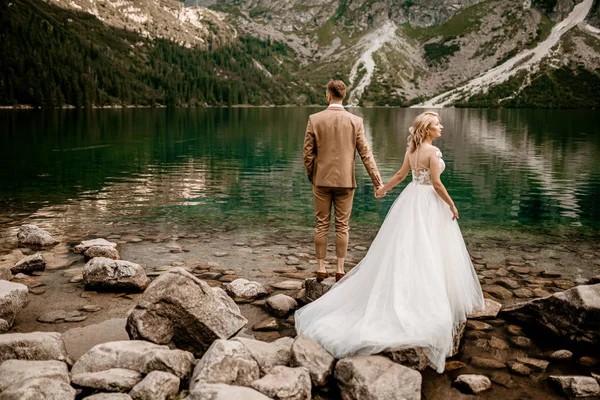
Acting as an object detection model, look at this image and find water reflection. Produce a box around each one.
[0,108,598,242]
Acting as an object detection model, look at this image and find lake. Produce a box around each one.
[1,107,599,244]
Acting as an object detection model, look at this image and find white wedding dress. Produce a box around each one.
[295,150,484,373]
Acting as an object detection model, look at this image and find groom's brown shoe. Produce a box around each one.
[335,272,346,282]
[316,271,329,282]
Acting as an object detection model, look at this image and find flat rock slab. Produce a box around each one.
[0,377,76,399]
[129,370,180,400]
[188,383,271,400]
[0,332,71,365]
[74,239,118,253]
[549,375,600,397]
[271,280,303,290]
[72,368,142,392]
[37,310,83,324]
[0,359,70,392]
[251,365,311,400]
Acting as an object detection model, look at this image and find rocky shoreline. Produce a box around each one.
[1,224,599,399]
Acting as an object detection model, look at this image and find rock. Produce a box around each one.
[290,334,335,386]
[577,356,598,367]
[384,347,429,371]
[0,280,28,328]
[72,368,143,392]
[196,272,222,280]
[0,360,70,392]
[510,336,533,348]
[541,271,562,278]
[251,366,311,400]
[334,355,421,400]
[490,372,514,388]
[0,332,71,364]
[271,280,303,290]
[126,269,247,356]
[17,225,58,247]
[489,336,510,350]
[84,246,120,260]
[80,305,102,312]
[74,238,117,253]
[506,325,523,335]
[189,339,259,390]
[549,376,600,397]
[0,269,11,281]
[254,317,279,331]
[232,337,294,375]
[213,252,229,257]
[470,357,505,369]
[514,288,534,298]
[219,275,237,283]
[0,377,76,399]
[37,310,82,323]
[517,357,549,371]
[532,288,552,297]
[71,340,195,380]
[451,322,466,356]
[468,299,502,319]
[494,277,520,289]
[266,294,298,317]
[304,278,335,303]
[550,349,573,361]
[225,278,268,302]
[509,266,531,274]
[501,284,600,347]
[83,257,149,292]
[482,284,513,299]
[129,371,180,400]
[466,320,493,331]
[11,253,45,274]
[495,267,510,277]
[509,362,531,376]
[187,383,271,400]
[587,275,600,285]
[454,374,492,394]
[83,394,132,399]
[0,320,8,334]
[445,361,466,371]
[554,279,576,290]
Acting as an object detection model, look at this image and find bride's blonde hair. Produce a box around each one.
[407,111,439,153]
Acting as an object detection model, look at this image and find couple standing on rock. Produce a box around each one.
[295,80,485,373]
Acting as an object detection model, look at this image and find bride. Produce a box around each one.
[294,111,485,373]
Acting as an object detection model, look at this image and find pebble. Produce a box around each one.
[540,271,562,278]
[490,372,514,388]
[37,310,83,323]
[353,246,367,251]
[495,268,510,277]
[466,321,493,331]
[513,288,534,298]
[80,305,102,312]
[271,280,303,290]
[214,252,229,257]
[506,325,523,336]
[29,288,46,295]
[532,288,551,297]
[553,279,575,290]
[219,275,237,282]
[577,356,598,367]
[489,336,510,350]
[253,317,279,331]
[550,349,573,361]
[470,357,506,369]
[65,316,87,322]
[509,336,533,348]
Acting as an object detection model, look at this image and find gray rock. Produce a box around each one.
[467,299,502,319]
[251,366,311,400]
[549,375,600,397]
[232,337,294,375]
[290,334,335,386]
[0,377,75,399]
[265,294,298,317]
[187,383,271,400]
[334,355,421,400]
[11,253,45,274]
[254,317,279,331]
[454,374,492,394]
[126,268,247,356]
[0,332,71,365]
[384,347,429,371]
[304,277,335,303]
[37,310,82,324]
[83,257,149,292]
[74,238,117,253]
[0,269,11,281]
[129,371,180,400]
[501,284,600,347]
[72,368,143,392]
[0,320,8,334]
[189,339,259,390]
[71,340,195,380]
[0,360,70,392]
[83,394,132,400]
[0,280,28,328]
[17,225,58,247]
[225,278,268,302]
[84,246,120,260]
[271,280,303,290]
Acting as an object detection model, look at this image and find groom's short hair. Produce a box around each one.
[327,80,346,99]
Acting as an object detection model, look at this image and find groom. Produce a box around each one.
[303,80,384,282]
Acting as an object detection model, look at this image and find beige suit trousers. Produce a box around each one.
[312,185,355,259]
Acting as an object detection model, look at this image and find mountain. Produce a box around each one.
[1,0,599,108]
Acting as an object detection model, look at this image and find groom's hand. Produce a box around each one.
[375,186,386,199]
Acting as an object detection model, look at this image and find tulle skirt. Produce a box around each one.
[294,182,485,372]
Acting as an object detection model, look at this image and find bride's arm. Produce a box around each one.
[376,151,411,197]
[430,152,459,220]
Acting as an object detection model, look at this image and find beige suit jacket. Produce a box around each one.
[303,106,383,188]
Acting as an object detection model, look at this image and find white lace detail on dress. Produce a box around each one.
[411,150,445,186]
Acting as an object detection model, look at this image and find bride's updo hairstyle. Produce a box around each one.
[407,111,439,153]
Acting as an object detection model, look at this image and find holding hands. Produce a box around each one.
[375,185,386,199]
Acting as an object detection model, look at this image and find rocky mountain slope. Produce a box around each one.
[2,0,599,107]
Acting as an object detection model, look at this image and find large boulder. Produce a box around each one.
[84,246,120,261]
[304,278,335,303]
[187,383,271,400]
[501,284,600,346]
[290,334,335,386]
[232,337,294,376]
[468,299,502,319]
[384,347,429,371]
[189,339,259,390]
[251,366,311,400]
[17,225,59,247]
[0,360,70,392]
[11,254,45,274]
[225,279,268,303]
[129,370,180,400]
[334,355,422,400]
[126,268,247,356]
[71,340,195,380]
[0,377,76,399]
[74,238,117,253]
[72,368,143,392]
[0,332,71,365]
[0,280,28,329]
[83,257,149,292]
[549,375,600,397]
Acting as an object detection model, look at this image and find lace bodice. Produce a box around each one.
[411,150,445,186]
